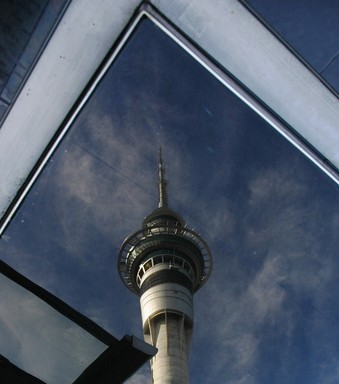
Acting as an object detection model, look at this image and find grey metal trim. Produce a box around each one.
[143,3,339,183]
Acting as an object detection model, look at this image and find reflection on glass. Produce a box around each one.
[0,16,338,384]
[0,274,106,383]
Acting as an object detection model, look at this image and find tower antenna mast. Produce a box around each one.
[158,147,168,208]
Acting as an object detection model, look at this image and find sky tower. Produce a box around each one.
[118,150,213,383]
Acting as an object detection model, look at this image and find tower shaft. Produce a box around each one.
[140,278,193,384]
[147,313,190,384]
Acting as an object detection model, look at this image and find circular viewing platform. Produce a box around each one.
[117,222,213,295]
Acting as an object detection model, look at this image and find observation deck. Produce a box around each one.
[117,210,213,295]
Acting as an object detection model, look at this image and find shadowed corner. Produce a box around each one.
[73,335,157,384]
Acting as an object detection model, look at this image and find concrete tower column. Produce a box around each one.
[140,267,193,383]
[148,312,190,384]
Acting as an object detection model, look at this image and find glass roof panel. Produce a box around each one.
[0,273,107,384]
[0,15,338,384]
[242,0,339,93]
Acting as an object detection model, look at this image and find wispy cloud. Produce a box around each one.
[189,164,338,383]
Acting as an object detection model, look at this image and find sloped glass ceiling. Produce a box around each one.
[242,0,339,93]
[1,15,338,384]
[0,271,107,384]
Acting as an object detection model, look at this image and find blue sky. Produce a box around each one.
[1,5,339,384]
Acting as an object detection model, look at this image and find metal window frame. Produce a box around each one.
[0,0,338,235]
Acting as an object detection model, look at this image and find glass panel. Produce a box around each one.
[0,274,106,384]
[153,256,163,265]
[183,262,190,272]
[0,15,338,384]
[144,260,152,271]
[163,256,172,264]
[173,257,181,266]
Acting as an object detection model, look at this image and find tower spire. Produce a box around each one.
[158,147,168,208]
